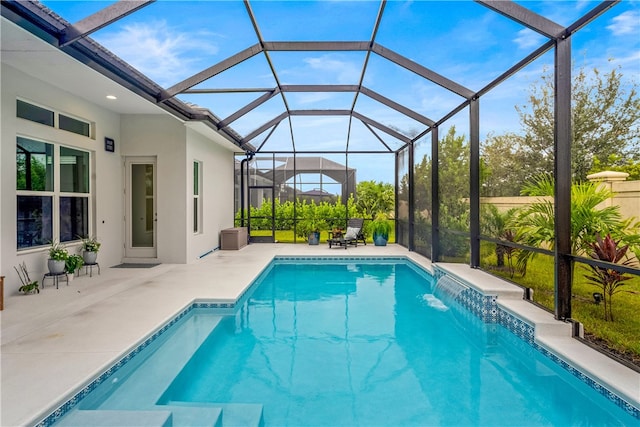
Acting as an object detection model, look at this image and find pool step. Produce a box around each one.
[162,402,264,427]
[56,403,261,427]
[218,403,264,427]
[162,405,223,427]
[56,410,173,426]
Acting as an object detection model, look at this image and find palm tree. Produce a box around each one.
[481,204,519,276]
[512,173,639,277]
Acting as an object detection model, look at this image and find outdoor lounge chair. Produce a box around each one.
[347,218,366,245]
[328,218,364,248]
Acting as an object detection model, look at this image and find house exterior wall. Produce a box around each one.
[1,63,123,294]
[1,63,239,301]
[186,127,236,261]
[120,115,188,264]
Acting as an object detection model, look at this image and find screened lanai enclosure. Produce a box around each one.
[5,0,639,329]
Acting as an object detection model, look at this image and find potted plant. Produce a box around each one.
[81,236,101,264]
[368,212,392,246]
[14,262,39,294]
[48,241,68,274]
[297,219,320,245]
[65,254,84,278]
[296,211,327,245]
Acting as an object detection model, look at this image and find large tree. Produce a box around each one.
[482,65,639,196]
[589,156,640,181]
[480,132,541,197]
[517,65,639,181]
[355,180,394,219]
[412,126,470,221]
[410,126,470,257]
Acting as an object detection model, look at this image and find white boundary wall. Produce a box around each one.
[481,178,640,222]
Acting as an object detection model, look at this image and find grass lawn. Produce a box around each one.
[481,248,640,366]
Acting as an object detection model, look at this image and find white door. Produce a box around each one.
[125,156,157,258]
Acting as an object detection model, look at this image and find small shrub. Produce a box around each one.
[583,234,638,321]
[14,262,39,294]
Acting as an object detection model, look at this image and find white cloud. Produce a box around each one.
[513,28,546,50]
[611,50,640,69]
[607,10,640,36]
[97,20,220,87]
[293,92,334,105]
[304,55,361,84]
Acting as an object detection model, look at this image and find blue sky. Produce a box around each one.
[42,0,639,185]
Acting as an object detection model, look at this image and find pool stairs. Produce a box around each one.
[53,311,264,427]
[54,403,264,427]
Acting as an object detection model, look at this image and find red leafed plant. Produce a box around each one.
[583,234,637,321]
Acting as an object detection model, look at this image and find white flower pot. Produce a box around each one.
[47,259,65,274]
[83,251,98,264]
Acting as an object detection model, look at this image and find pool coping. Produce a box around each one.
[25,252,640,425]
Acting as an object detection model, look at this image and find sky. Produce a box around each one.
[42,0,640,185]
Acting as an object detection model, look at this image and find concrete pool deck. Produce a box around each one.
[1,244,638,426]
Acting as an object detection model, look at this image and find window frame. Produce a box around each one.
[16,98,94,139]
[193,160,203,234]
[16,135,93,251]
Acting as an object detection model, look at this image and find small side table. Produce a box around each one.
[42,272,68,289]
[327,230,348,249]
[84,262,100,277]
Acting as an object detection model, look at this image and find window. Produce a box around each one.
[17,99,54,127]
[17,99,92,138]
[16,137,91,250]
[59,114,91,137]
[193,161,202,233]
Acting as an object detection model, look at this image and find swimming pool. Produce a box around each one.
[45,257,639,426]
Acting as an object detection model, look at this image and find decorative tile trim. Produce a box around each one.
[273,255,407,263]
[498,309,535,344]
[434,272,499,324]
[193,301,234,309]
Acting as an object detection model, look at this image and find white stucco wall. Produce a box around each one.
[186,127,236,262]
[120,115,188,264]
[1,64,123,296]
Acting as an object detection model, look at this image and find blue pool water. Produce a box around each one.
[51,259,637,426]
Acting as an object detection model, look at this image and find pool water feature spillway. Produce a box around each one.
[43,257,639,426]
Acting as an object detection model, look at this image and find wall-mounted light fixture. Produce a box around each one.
[104,137,115,152]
